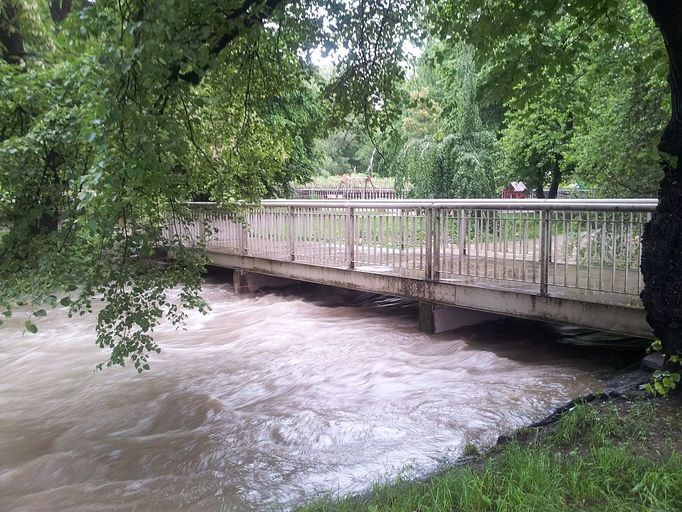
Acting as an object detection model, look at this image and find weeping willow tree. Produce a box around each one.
[394,45,498,198]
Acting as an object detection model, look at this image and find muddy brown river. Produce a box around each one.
[0,280,623,511]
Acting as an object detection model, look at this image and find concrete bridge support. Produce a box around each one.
[418,302,505,334]
[232,269,299,294]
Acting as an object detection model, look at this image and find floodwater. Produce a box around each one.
[0,278,627,511]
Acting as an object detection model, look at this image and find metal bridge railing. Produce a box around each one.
[170,199,657,299]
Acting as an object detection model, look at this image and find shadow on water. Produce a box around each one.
[450,319,647,373]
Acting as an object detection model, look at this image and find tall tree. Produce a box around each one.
[394,44,498,198]
[565,3,668,197]
[500,83,574,199]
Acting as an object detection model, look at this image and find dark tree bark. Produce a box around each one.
[548,167,561,199]
[0,1,25,64]
[535,186,545,199]
[170,0,285,86]
[640,0,682,355]
[49,0,72,23]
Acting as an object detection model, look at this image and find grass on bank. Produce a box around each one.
[297,398,682,512]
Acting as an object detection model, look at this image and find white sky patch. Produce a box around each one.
[307,38,424,78]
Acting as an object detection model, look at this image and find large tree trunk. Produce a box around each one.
[535,185,545,199]
[642,167,682,353]
[548,167,561,199]
[641,0,682,356]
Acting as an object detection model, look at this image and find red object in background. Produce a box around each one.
[501,181,527,199]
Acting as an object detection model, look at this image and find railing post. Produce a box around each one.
[458,209,467,274]
[288,206,295,261]
[237,215,243,254]
[399,208,405,255]
[197,210,204,246]
[425,207,433,280]
[347,207,355,269]
[539,209,549,296]
[240,212,249,256]
[433,208,441,281]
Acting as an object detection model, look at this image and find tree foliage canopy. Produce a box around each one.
[0,0,418,369]
[432,0,670,197]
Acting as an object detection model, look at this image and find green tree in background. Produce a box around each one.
[566,3,669,197]
[465,0,666,199]
[394,44,498,198]
[315,126,384,178]
[500,83,574,199]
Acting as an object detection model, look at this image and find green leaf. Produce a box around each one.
[60,297,71,307]
[33,309,47,317]
[24,321,38,334]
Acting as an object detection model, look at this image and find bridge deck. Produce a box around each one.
[206,244,641,311]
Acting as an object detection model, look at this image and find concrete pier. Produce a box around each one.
[418,302,504,334]
[232,269,298,294]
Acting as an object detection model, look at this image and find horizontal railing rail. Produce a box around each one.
[188,199,657,211]
[170,199,657,301]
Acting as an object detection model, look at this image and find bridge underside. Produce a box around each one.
[207,251,652,339]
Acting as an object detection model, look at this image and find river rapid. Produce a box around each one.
[0,278,623,511]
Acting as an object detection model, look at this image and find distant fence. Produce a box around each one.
[292,186,404,200]
[292,186,592,200]
[529,188,594,199]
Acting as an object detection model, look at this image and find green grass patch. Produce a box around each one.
[296,399,682,512]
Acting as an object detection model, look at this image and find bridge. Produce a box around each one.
[171,199,657,338]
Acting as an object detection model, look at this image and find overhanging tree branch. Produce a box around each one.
[171,0,287,86]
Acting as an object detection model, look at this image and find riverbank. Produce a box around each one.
[297,392,682,511]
